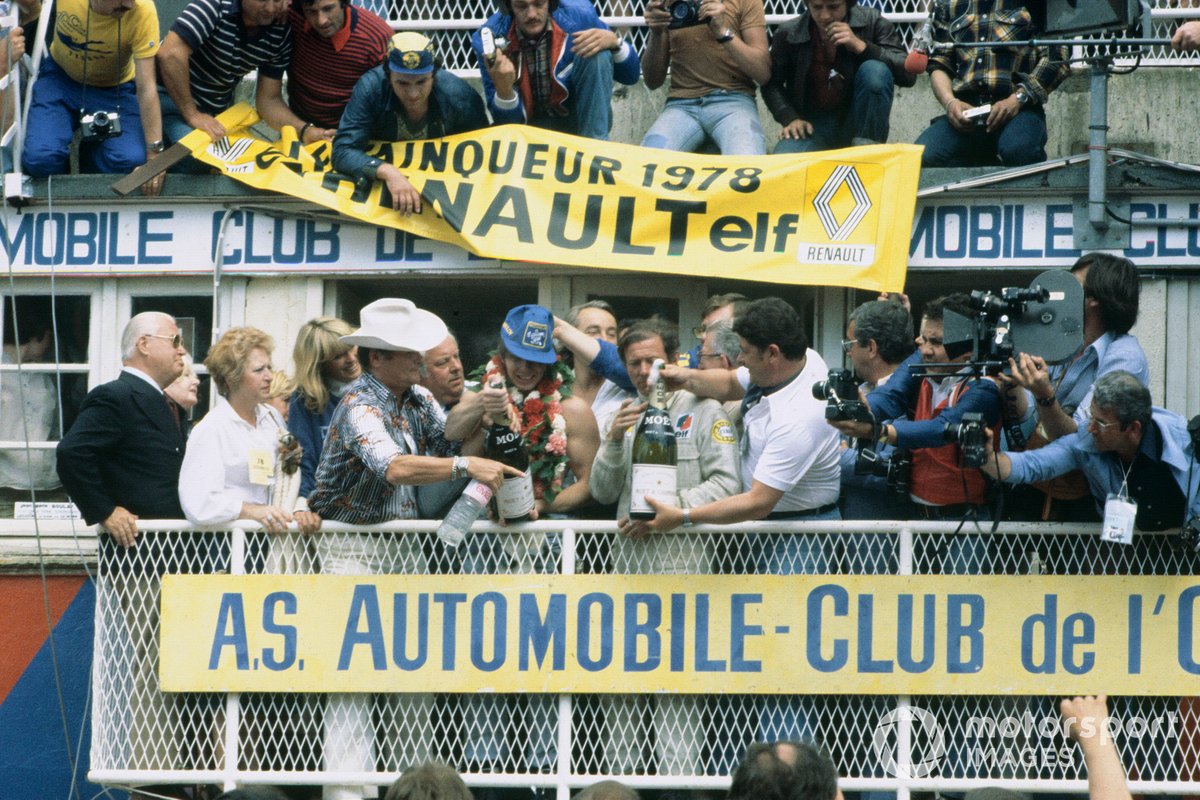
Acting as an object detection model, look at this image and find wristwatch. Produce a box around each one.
[1015,87,1032,106]
[716,29,735,43]
[681,508,694,527]
[147,139,165,153]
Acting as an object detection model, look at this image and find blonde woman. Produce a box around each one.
[287,316,361,500]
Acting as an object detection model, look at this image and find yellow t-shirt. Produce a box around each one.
[50,0,160,87]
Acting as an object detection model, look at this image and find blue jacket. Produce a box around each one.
[867,351,1003,449]
[1006,407,1200,522]
[332,66,488,181]
[470,0,640,137]
[287,392,339,499]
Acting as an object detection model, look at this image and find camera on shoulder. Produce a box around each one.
[80,110,122,143]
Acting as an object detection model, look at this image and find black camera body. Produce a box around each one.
[1181,516,1200,554]
[812,368,872,423]
[80,110,121,143]
[667,0,704,28]
[944,411,988,468]
[855,446,912,496]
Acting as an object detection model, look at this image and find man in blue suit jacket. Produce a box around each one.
[57,311,187,545]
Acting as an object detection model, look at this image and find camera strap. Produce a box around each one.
[77,4,123,118]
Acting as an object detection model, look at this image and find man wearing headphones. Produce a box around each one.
[471,0,641,140]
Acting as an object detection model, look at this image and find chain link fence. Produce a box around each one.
[91,520,1200,797]
[357,0,1199,74]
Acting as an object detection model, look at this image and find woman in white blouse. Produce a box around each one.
[179,327,320,536]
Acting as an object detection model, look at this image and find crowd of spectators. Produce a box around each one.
[11,0,1200,188]
[45,255,1198,797]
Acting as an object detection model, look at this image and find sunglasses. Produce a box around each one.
[145,333,183,348]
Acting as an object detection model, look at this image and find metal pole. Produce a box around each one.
[1088,61,1111,231]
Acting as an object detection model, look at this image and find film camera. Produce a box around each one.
[943,411,988,468]
[80,110,121,143]
[666,0,704,28]
[855,446,912,496]
[812,368,873,423]
[920,269,1085,377]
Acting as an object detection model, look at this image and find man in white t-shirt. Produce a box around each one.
[645,296,841,746]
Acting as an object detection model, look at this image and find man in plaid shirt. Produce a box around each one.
[914,0,1070,166]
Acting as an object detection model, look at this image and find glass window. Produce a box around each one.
[0,294,92,518]
[130,295,215,423]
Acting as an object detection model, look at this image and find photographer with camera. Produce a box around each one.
[981,370,1199,538]
[1002,253,1148,521]
[913,0,1070,167]
[640,0,771,154]
[836,298,913,521]
[762,0,913,153]
[471,0,640,141]
[830,294,1002,571]
[22,0,165,194]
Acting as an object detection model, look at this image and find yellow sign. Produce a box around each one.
[160,574,1200,695]
[185,105,919,292]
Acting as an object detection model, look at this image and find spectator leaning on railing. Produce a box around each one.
[472,0,641,141]
[333,32,487,215]
[285,0,392,135]
[157,0,305,170]
[980,370,1200,532]
[762,0,913,153]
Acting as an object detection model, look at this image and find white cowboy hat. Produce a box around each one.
[340,299,448,352]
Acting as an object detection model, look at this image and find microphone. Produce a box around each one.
[904,49,929,74]
[905,17,934,75]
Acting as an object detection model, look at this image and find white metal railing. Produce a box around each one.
[78,518,1200,798]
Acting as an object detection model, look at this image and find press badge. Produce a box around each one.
[248,449,273,486]
[1101,493,1136,545]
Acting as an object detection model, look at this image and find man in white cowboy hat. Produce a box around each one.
[309,297,518,800]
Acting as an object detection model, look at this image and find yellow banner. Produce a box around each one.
[160,574,1200,695]
[185,105,919,292]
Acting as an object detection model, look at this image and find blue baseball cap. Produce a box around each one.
[501,305,557,364]
[387,32,435,75]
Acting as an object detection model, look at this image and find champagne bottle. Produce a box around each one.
[629,359,677,520]
[485,377,535,522]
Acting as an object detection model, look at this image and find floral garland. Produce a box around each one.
[476,354,574,503]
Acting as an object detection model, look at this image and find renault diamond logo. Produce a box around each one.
[813,165,872,241]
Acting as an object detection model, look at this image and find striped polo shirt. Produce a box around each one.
[171,0,293,114]
[286,4,391,128]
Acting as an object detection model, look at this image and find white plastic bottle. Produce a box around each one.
[436,479,494,548]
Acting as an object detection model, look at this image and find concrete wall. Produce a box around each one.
[606,67,1200,164]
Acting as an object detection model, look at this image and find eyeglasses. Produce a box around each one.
[145,333,183,348]
[692,325,706,339]
[840,338,857,355]
[1083,407,1120,433]
[698,351,722,362]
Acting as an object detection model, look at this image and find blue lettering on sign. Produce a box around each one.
[393,592,429,669]
[806,584,849,672]
[1177,586,1200,674]
[909,203,1083,262]
[375,228,434,262]
[519,593,566,670]
[947,594,984,673]
[209,592,250,670]
[577,592,614,671]
[471,592,507,672]
[214,210,340,265]
[896,594,936,673]
[434,593,466,670]
[0,211,173,266]
[694,594,726,672]
[730,594,763,672]
[262,591,297,671]
[624,593,662,672]
[338,585,386,670]
[857,594,894,673]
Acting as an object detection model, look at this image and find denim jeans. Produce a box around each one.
[754,507,841,745]
[529,49,615,140]
[642,90,766,155]
[915,107,1048,167]
[774,60,896,154]
[23,58,146,176]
